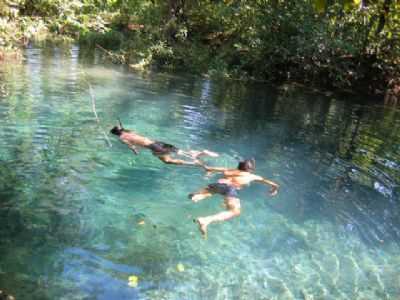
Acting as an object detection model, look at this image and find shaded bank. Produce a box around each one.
[83,0,400,100]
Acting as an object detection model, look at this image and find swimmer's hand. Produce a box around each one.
[202,164,210,170]
[202,165,219,177]
[269,185,279,197]
[257,177,279,197]
[204,171,214,179]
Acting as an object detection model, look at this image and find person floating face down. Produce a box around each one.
[110,121,219,166]
[189,158,279,237]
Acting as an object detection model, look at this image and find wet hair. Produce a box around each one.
[110,118,126,136]
[237,158,256,172]
[110,126,123,136]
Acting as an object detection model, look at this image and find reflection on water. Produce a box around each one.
[0,45,399,299]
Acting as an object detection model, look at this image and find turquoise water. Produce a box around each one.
[0,45,400,299]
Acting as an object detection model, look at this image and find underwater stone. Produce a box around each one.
[0,290,15,300]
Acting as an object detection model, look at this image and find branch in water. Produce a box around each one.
[81,69,113,147]
[95,44,125,64]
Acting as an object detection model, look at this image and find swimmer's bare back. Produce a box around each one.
[110,124,218,166]
[190,159,280,236]
[203,166,279,196]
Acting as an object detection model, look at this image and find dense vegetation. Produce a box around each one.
[0,0,399,99]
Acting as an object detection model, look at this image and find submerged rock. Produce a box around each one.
[0,290,15,300]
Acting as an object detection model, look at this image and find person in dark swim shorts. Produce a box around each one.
[148,141,179,156]
[189,158,279,237]
[110,121,218,166]
[206,183,238,198]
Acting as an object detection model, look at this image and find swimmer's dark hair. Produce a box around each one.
[110,118,125,136]
[110,126,123,136]
[238,158,256,172]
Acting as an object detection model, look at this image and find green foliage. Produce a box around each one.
[0,0,114,61]
[132,0,398,93]
[0,0,399,95]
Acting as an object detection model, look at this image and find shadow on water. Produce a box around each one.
[0,44,399,299]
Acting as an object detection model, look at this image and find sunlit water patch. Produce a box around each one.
[0,45,399,299]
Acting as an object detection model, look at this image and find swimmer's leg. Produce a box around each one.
[196,197,241,236]
[188,187,213,202]
[157,154,201,166]
[194,150,219,158]
[178,149,219,159]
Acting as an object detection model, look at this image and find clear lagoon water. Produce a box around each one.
[0,45,399,299]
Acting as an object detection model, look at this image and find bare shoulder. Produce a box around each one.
[223,169,242,176]
[250,174,263,181]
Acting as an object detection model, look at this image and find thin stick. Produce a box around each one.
[81,69,113,147]
[95,44,113,57]
[96,44,125,64]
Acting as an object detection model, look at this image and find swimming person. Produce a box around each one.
[189,158,279,236]
[110,121,218,166]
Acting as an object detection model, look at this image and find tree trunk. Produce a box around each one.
[375,0,392,36]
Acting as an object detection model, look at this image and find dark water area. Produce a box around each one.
[0,45,399,299]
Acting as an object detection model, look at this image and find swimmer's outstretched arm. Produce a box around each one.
[203,165,229,172]
[128,145,139,155]
[202,166,240,178]
[118,138,139,155]
[159,155,202,166]
[255,176,280,196]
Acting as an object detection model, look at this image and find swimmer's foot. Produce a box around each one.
[194,218,208,237]
[188,193,203,203]
[201,150,219,158]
